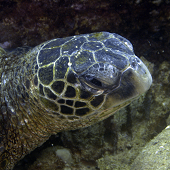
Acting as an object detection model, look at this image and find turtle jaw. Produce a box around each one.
[100,60,152,116]
[130,58,152,95]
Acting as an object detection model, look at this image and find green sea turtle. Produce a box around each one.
[0,32,152,170]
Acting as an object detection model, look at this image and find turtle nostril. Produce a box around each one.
[129,57,140,70]
[131,61,138,70]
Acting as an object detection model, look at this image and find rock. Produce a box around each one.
[56,148,73,164]
[131,125,170,170]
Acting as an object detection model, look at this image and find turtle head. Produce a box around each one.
[0,32,152,170]
[77,55,152,121]
[34,32,152,129]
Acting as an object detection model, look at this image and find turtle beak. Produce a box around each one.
[100,56,152,113]
[129,56,152,95]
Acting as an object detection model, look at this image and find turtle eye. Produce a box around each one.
[85,76,102,87]
[78,75,105,96]
[89,78,102,87]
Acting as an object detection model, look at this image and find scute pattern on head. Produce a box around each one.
[36,32,132,119]
[0,32,152,170]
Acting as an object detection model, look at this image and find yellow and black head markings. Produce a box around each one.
[0,32,152,169]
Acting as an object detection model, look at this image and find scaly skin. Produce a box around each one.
[0,32,152,169]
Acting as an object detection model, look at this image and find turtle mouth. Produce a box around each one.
[128,56,152,93]
[102,57,152,108]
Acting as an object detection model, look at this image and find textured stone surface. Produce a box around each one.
[131,125,170,170]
